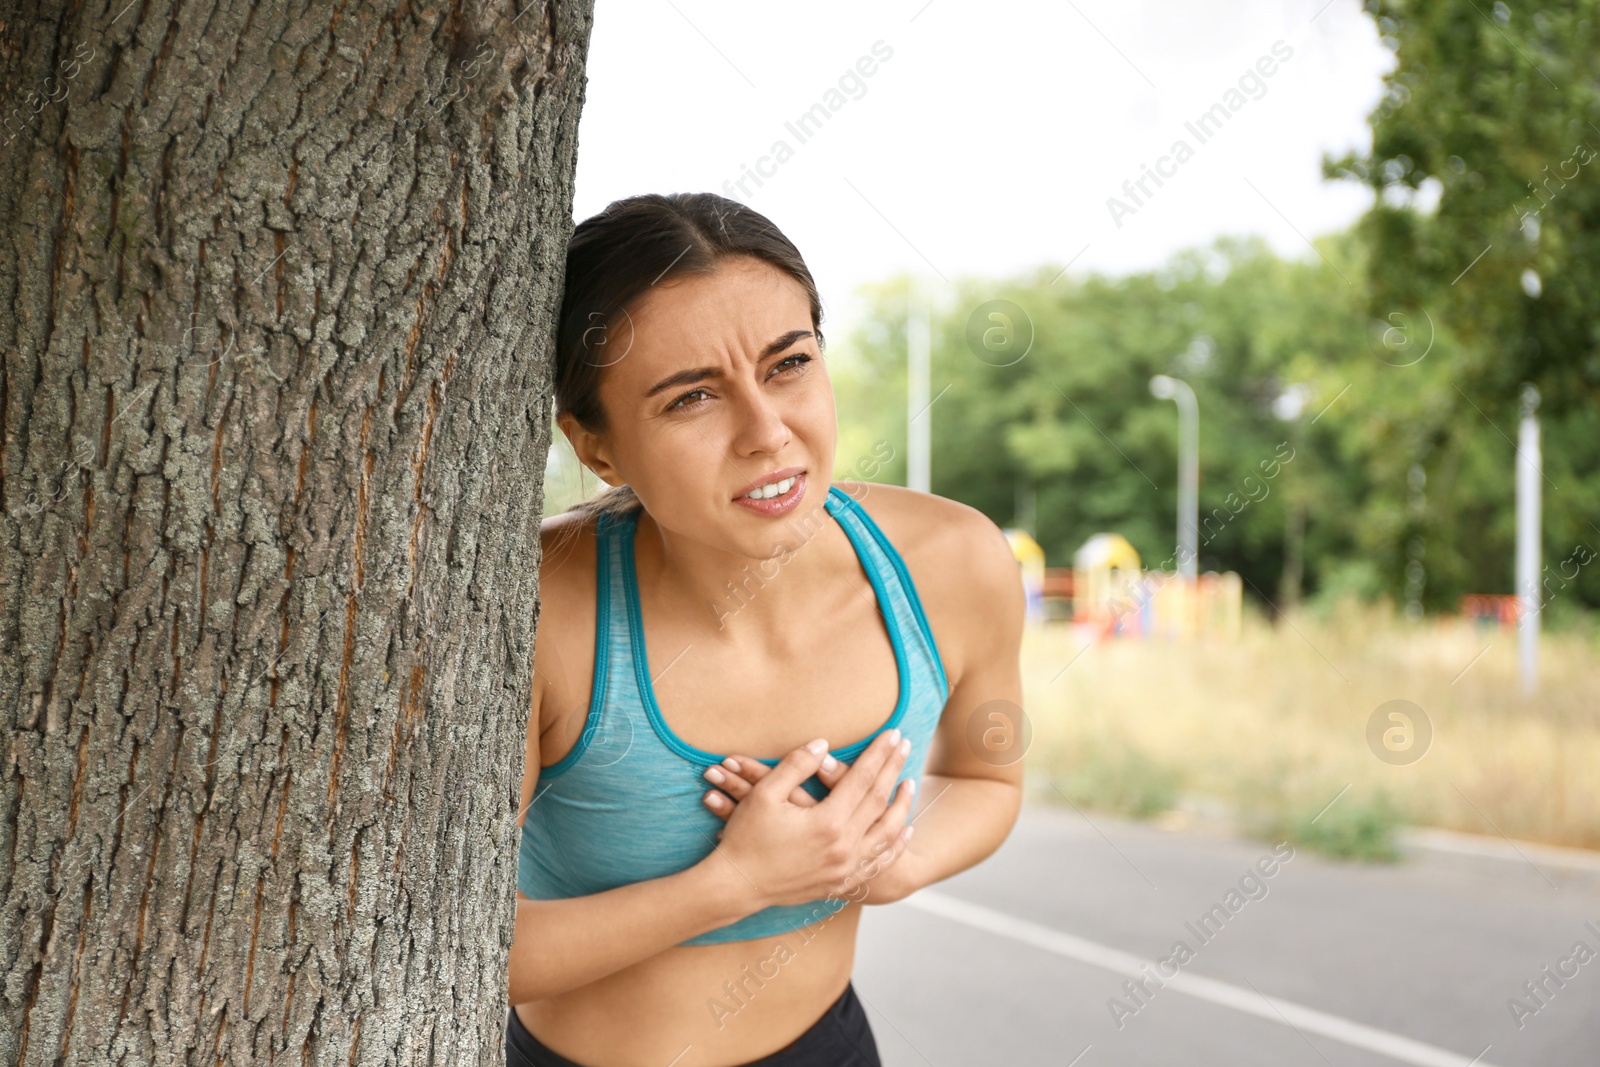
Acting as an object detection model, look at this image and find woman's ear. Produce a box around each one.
[558,411,624,488]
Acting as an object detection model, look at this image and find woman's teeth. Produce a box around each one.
[745,475,797,500]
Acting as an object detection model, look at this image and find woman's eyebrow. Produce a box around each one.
[641,329,815,398]
[759,329,813,358]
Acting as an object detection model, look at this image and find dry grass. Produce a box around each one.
[1021,597,1600,855]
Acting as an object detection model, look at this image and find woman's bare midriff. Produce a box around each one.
[514,906,861,1066]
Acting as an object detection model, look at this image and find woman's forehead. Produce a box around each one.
[621,259,812,367]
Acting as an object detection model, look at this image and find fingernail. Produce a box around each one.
[806,738,829,754]
[886,728,901,745]
[899,738,911,757]
[722,757,741,771]
[705,791,723,807]
[903,825,916,842]
[821,754,838,772]
[906,778,917,796]
[704,767,725,784]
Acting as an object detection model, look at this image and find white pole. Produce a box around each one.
[908,281,931,493]
[1150,374,1198,582]
[1178,382,1198,583]
[1515,384,1541,695]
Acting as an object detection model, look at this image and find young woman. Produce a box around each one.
[508,192,1026,1067]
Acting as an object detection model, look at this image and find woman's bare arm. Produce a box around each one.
[508,652,768,1004]
[506,854,757,1004]
[874,499,1027,896]
[511,519,758,1002]
[506,692,902,1002]
[504,724,898,1002]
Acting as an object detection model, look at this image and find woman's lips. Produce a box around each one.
[732,471,806,516]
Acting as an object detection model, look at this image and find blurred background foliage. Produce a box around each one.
[830,0,1600,631]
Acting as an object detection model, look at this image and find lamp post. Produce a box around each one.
[907,281,931,493]
[1516,384,1541,695]
[1150,374,1198,583]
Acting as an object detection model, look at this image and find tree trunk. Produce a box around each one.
[1279,496,1304,611]
[0,1,592,1063]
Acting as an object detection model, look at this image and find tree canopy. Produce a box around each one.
[833,2,1599,628]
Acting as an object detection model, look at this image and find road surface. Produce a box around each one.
[853,800,1600,1066]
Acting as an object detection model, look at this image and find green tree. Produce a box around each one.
[1325,0,1600,612]
[835,236,1371,614]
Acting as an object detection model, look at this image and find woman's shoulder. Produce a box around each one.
[530,508,603,735]
[832,481,1010,568]
[534,505,616,641]
[832,482,1022,683]
[535,507,603,607]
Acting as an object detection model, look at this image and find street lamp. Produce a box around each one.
[1150,374,1198,583]
[1516,383,1541,695]
[907,280,930,493]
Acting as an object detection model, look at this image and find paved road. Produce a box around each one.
[852,800,1600,1066]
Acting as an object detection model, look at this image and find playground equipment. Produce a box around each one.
[1460,594,1521,629]
[1003,528,1047,623]
[1003,529,1242,639]
[1041,567,1075,621]
[1068,532,1242,640]
[1073,533,1145,636]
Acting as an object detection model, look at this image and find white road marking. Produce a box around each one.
[902,889,1505,1067]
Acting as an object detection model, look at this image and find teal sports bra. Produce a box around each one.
[517,483,950,945]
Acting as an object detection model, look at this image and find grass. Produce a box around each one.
[1043,737,1183,820]
[1233,775,1408,863]
[1022,595,1600,862]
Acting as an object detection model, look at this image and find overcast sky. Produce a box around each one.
[568,0,1396,344]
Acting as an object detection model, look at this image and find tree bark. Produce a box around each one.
[0,1,592,1063]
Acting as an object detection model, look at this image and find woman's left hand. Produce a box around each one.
[702,754,926,905]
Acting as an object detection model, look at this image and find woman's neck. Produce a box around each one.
[632,495,859,646]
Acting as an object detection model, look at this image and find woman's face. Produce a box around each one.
[562,253,836,556]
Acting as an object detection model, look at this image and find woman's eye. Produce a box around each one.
[667,389,710,412]
[667,355,810,412]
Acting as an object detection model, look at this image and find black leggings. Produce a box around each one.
[506,981,882,1067]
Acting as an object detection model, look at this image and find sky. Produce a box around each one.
[568,0,1397,344]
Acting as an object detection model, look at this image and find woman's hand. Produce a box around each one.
[701,751,850,837]
[703,745,928,905]
[705,729,918,912]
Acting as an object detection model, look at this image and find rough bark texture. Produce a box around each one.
[0,0,592,1062]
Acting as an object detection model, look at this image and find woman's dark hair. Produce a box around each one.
[554,192,825,523]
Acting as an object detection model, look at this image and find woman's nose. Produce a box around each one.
[732,390,792,456]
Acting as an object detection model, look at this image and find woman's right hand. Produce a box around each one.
[707,727,916,912]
